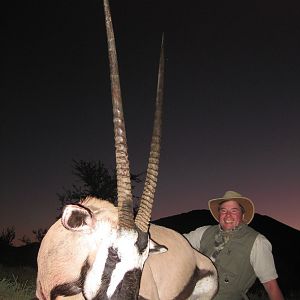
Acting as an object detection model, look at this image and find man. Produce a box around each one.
[184,191,284,300]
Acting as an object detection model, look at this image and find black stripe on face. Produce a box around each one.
[135,228,149,254]
[50,259,90,299]
[173,268,215,300]
[110,268,142,300]
[91,248,142,300]
[89,246,120,299]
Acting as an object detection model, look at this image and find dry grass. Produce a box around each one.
[0,264,36,300]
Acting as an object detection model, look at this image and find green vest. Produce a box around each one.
[200,224,259,300]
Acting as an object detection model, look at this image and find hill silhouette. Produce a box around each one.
[153,209,300,296]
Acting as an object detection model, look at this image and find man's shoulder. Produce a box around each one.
[193,224,218,239]
[202,224,213,232]
[183,225,214,242]
[184,225,212,235]
[183,225,217,250]
[195,225,215,233]
[253,232,272,247]
[245,225,261,236]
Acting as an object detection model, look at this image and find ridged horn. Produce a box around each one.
[135,35,165,232]
[103,0,134,229]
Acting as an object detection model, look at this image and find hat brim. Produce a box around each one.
[208,196,255,224]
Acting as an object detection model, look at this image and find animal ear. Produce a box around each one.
[149,239,168,254]
[61,204,95,233]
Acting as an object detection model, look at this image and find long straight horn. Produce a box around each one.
[103,0,134,229]
[135,35,165,232]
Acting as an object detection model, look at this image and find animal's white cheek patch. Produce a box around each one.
[107,230,149,298]
[84,222,117,299]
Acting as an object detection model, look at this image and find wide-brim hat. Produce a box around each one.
[208,190,255,224]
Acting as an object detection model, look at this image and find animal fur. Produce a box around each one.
[36,197,217,300]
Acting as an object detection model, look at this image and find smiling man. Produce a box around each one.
[184,191,284,300]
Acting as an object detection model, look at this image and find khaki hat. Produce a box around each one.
[208,190,255,224]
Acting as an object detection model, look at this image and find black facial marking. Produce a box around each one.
[173,268,215,300]
[90,246,120,299]
[50,259,90,299]
[110,268,142,300]
[135,227,148,254]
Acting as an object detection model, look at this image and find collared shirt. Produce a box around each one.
[183,225,278,283]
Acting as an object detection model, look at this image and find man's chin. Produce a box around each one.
[222,224,236,231]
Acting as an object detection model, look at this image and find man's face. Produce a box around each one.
[218,200,244,231]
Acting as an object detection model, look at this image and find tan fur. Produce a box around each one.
[37,204,217,300]
[139,224,217,300]
[36,197,118,299]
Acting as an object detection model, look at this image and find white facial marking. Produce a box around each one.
[107,229,149,297]
[84,221,117,299]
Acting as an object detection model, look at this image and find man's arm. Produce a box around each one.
[251,234,284,299]
[263,279,284,300]
[183,225,211,251]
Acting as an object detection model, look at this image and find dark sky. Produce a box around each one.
[2,0,300,242]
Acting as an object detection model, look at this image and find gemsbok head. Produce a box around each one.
[36,0,218,299]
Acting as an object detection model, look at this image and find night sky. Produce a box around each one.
[2,0,300,243]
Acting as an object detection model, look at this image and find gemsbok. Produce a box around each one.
[36,0,218,299]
